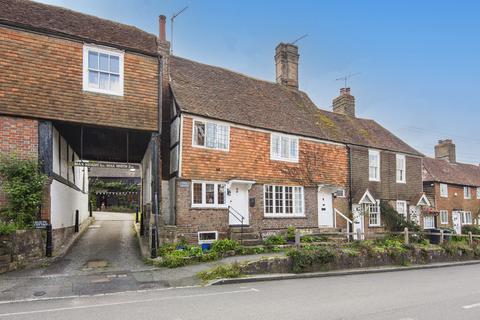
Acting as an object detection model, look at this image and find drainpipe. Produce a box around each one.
[347,144,354,234]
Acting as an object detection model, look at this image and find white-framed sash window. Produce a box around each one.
[424,215,435,229]
[365,200,381,227]
[463,211,473,225]
[368,150,380,181]
[396,154,406,183]
[440,183,448,198]
[83,44,124,96]
[396,200,407,217]
[440,210,449,225]
[464,187,471,199]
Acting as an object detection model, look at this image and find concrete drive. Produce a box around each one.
[2,263,480,319]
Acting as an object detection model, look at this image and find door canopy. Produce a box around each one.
[359,189,376,205]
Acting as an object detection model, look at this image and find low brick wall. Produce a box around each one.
[0,229,45,273]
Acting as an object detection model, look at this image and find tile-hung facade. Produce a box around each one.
[423,140,480,234]
[162,42,425,244]
[0,0,161,248]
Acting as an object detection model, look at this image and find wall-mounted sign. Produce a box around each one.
[34,220,49,229]
[179,181,189,188]
[69,161,140,170]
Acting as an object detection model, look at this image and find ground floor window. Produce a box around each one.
[192,181,227,208]
[424,215,435,229]
[365,200,381,227]
[198,231,218,244]
[439,210,448,225]
[264,185,304,216]
[396,200,407,217]
[462,211,472,225]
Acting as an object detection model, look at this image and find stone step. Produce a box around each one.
[230,232,261,240]
[229,226,255,234]
[237,239,263,246]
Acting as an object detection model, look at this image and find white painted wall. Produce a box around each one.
[141,144,152,205]
[50,127,89,229]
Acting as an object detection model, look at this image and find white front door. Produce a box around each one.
[352,204,364,240]
[318,191,334,227]
[409,206,420,224]
[229,183,249,226]
[452,211,462,234]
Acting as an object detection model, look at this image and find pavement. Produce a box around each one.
[0,212,284,302]
[2,263,480,319]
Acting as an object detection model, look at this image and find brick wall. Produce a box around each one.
[0,115,39,209]
[0,26,158,131]
[181,116,349,186]
[431,182,480,227]
[174,179,351,243]
[350,145,423,204]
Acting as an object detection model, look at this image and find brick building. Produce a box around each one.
[423,140,480,233]
[0,0,164,250]
[162,42,425,243]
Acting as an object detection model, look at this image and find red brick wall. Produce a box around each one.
[181,116,349,186]
[0,26,158,131]
[432,182,480,227]
[0,115,39,209]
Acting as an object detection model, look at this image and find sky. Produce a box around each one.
[37,0,480,164]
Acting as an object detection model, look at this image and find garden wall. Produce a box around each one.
[0,229,45,273]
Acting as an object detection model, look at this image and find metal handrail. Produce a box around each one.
[228,206,245,245]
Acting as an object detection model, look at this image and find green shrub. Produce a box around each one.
[210,239,239,254]
[197,263,242,282]
[160,250,191,268]
[380,201,421,233]
[287,246,336,273]
[0,221,17,235]
[263,234,286,246]
[462,225,480,235]
[0,156,47,228]
[157,243,178,257]
[286,226,296,242]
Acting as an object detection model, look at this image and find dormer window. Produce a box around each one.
[83,44,124,96]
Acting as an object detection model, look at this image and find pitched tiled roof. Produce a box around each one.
[170,56,423,156]
[423,157,480,187]
[0,0,158,55]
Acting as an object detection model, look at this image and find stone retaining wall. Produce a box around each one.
[0,229,45,273]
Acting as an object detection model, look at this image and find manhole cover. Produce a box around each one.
[85,260,109,268]
[33,291,46,297]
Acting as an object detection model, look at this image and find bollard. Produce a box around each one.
[89,202,93,218]
[46,224,53,257]
[151,226,157,258]
[74,209,79,233]
[295,230,301,248]
[135,207,139,224]
[469,232,473,246]
[404,227,409,245]
[440,229,444,244]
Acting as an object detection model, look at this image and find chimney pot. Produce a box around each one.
[159,15,166,41]
[275,43,299,89]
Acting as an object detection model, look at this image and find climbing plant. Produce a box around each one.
[0,155,47,228]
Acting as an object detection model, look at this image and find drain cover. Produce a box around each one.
[85,260,109,268]
[33,291,46,297]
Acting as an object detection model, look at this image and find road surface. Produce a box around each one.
[1,263,480,319]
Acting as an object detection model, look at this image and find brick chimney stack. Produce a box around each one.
[159,15,167,42]
[332,87,355,117]
[435,139,456,163]
[275,43,299,89]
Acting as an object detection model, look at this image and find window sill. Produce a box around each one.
[270,157,299,164]
[396,181,406,184]
[192,145,229,152]
[368,225,382,228]
[263,215,306,219]
[191,206,228,210]
[368,179,380,182]
[83,88,123,97]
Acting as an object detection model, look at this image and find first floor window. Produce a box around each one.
[264,185,304,216]
[440,183,448,197]
[365,200,381,227]
[477,187,480,199]
[193,120,229,150]
[440,210,449,225]
[368,150,380,181]
[464,187,471,199]
[396,200,407,217]
[192,181,227,208]
[396,154,406,183]
[463,211,473,225]
[271,134,299,162]
[83,45,123,95]
[424,215,435,229]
